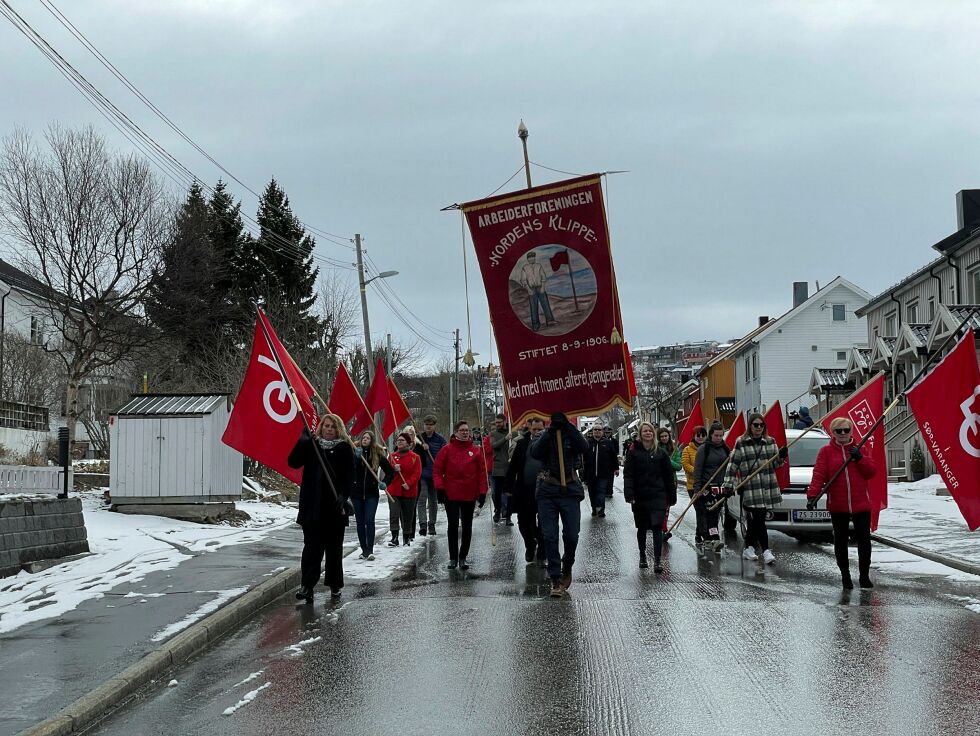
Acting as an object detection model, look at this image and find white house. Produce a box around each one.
[732,277,871,417]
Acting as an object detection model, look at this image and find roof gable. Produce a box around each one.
[751,277,870,344]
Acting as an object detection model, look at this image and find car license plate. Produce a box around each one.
[792,510,831,522]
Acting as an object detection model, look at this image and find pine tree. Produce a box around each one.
[208,180,251,337]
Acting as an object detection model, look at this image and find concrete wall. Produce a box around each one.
[0,496,89,578]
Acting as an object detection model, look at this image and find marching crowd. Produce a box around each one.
[288,408,877,602]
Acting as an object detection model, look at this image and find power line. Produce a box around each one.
[363,252,455,336]
[36,0,355,250]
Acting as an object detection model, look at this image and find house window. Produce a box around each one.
[970,266,980,303]
[30,316,43,346]
[744,357,750,383]
[928,297,936,321]
[884,312,897,336]
[836,351,847,361]
[906,300,919,324]
[832,304,846,321]
[752,353,758,380]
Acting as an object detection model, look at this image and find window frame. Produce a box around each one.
[831,303,846,322]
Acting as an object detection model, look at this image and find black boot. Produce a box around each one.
[639,551,649,569]
[859,573,874,589]
[654,557,663,573]
[295,585,313,603]
[841,570,854,590]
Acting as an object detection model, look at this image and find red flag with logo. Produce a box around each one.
[328,363,365,426]
[384,376,413,438]
[677,399,705,446]
[821,373,887,530]
[352,360,391,437]
[221,313,317,483]
[906,329,980,531]
[725,412,746,450]
[764,401,790,490]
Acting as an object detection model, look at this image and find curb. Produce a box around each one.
[871,533,980,577]
[18,545,359,736]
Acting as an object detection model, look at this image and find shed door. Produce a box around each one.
[157,418,205,497]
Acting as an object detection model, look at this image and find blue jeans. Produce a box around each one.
[351,496,379,554]
[537,495,581,580]
[528,288,555,330]
[588,477,611,511]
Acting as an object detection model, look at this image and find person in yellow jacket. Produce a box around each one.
[680,426,707,544]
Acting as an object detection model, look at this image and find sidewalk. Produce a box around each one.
[0,488,420,736]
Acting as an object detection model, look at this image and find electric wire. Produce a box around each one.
[529,160,585,177]
[486,164,526,197]
[363,252,454,336]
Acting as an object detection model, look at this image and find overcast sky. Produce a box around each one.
[2,1,978,365]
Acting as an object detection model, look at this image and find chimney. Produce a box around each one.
[792,281,809,308]
[758,315,769,327]
[956,189,980,230]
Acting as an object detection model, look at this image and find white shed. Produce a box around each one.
[109,394,242,505]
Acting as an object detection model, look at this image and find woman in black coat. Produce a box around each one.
[623,421,677,572]
[288,412,355,603]
[351,431,395,561]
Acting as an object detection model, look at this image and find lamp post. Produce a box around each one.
[355,233,398,383]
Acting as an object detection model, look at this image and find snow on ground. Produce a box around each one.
[343,495,431,582]
[221,681,271,716]
[0,486,296,635]
[150,587,249,642]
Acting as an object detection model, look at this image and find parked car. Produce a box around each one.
[723,428,834,541]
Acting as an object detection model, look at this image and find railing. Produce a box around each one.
[0,400,50,432]
[0,465,70,495]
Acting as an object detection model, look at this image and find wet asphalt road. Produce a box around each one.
[89,497,980,736]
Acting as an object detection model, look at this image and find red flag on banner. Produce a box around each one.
[906,329,980,530]
[221,312,317,484]
[764,401,790,490]
[549,249,570,271]
[384,376,413,438]
[677,399,705,446]
[327,363,364,426]
[624,343,639,397]
[821,373,887,530]
[352,360,391,437]
[725,412,746,450]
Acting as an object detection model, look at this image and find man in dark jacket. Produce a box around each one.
[584,422,619,518]
[503,417,546,563]
[531,412,589,597]
[794,406,814,430]
[417,415,447,536]
[489,414,516,525]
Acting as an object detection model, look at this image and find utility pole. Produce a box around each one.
[386,333,393,451]
[355,234,374,383]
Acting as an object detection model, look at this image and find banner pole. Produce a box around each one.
[518,120,532,189]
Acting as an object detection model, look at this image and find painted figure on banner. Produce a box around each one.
[510,245,598,337]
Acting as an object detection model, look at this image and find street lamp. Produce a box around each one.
[354,233,398,383]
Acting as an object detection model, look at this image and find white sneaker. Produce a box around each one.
[367,553,375,561]
[762,549,776,565]
[742,547,758,561]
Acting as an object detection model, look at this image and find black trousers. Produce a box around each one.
[831,510,872,577]
[743,506,769,552]
[515,498,544,558]
[301,517,346,590]
[634,505,665,560]
[444,500,476,561]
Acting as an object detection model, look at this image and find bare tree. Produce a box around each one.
[0,126,173,449]
[0,329,64,409]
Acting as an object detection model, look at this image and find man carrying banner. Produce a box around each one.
[489,414,516,525]
[531,412,589,597]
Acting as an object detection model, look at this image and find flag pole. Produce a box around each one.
[811,307,979,504]
[668,455,732,533]
[564,249,580,312]
[253,306,340,506]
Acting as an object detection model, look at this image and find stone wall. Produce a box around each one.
[0,496,89,578]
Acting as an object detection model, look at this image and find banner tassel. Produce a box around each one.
[610,326,623,344]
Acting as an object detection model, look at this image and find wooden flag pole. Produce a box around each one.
[667,455,732,533]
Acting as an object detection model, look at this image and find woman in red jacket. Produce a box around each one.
[806,417,877,590]
[389,432,423,546]
[433,420,489,570]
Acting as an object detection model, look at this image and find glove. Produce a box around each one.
[378,481,387,492]
[722,488,735,498]
[478,494,486,508]
[849,447,862,462]
[550,412,570,429]
[806,498,818,511]
[437,490,447,505]
[736,487,744,496]
[778,446,789,459]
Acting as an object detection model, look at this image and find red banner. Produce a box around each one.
[327,362,365,426]
[821,373,887,530]
[764,401,790,490]
[352,360,390,437]
[222,313,317,484]
[725,412,745,450]
[461,175,631,426]
[678,399,704,446]
[385,376,413,439]
[906,329,980,530]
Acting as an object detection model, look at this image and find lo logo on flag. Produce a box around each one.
[257,353,296,424]
[959,385,980,458]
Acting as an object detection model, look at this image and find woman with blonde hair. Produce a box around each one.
[288,412,355,602]
[807,417,877,589]
[351,431,395,560]
[624,422,677,572]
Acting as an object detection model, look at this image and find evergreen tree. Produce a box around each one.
[208,179,252,337]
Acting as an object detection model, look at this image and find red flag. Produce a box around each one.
[549,249,570,272]
[327,363,365,425]
[906,329,980,531]
[764,401,790,490]
[821,373,887,530]
[352,360,391,437]
[384,376,413,438]
[624,342,639,398]
[677,399,705,446]
[725,412,746,450]
[221,313,317,484]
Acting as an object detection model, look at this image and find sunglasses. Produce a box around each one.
[833,427,851,435]
[750,422,765,428]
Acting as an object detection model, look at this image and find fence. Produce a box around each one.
[0,465,70,495]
